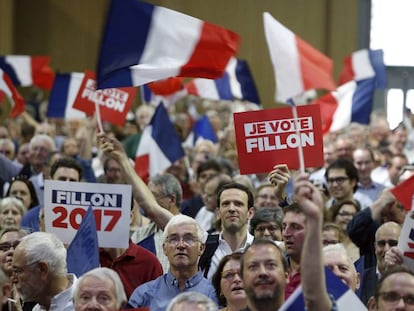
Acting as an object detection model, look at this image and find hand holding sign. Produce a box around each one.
[268,164,291,202]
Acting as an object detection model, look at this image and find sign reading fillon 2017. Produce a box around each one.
[44,180,132,248]
[233,104,324,174]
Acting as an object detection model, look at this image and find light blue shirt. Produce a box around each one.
[126,270,218,311]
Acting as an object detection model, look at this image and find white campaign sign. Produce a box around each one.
[44,180,131,248]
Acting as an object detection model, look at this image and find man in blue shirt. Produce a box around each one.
[126,214,218,311]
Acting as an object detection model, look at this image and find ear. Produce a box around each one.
[248,207,255,220]
[38,261,49,278]
[199,243,206,256]
[355,271,361,290]
[162,243,168,256]
[367,296,377,310]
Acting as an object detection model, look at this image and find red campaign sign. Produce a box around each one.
[233,104,324,174]
[73,70,136,126]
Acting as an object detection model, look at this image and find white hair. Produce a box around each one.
[73,267,127,309]
[29,134,56,152]
[0,197,27,216]
[163,214,207,243]
[18,232,66,275]
[166,292,218,311]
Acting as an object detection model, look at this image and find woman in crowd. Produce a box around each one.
[5,176,39,210]
[212,252,246,311]
[0,197,26,230]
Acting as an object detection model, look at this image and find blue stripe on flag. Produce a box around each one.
[192,115,218,144]
[151,104,185,162]
[350,78,375,124]
[369,50,387,89]
[0,57,20,86]
[235,59,261,104]
[214,73,233,100]
[47,73,71,118]
[97,0,153,88]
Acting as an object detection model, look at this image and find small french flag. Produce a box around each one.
[338,49,387,88]
[263,12,336,103]
[47,73,86,119]
[0,55,54,89]
[0,68,25,118]
[135,104,185,182]
[280,267,367,310]
[97,0,240,89]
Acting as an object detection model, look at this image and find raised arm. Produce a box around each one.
[294,173,332,311]
[98,133,173,230]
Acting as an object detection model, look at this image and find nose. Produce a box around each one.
[263,228,271,236]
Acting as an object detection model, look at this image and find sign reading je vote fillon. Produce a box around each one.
[233,104,324,174]
[44,180,132,248]
[73,70,136,126]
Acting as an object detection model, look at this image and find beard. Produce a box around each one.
[244,282,282,308]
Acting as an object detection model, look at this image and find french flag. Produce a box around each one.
[227,58,261,104]
[338,49,387,88]
[315,79,376,134]
[47,73,86,119]
[185,75,233,101]
[0,68,25,118]
[66,206,99,277]
[280,267,367,310]
[263,12,336,103]
[135,104,185,182]
[0,55,55,89]
[97,0,240,89]
[183,115,218,148]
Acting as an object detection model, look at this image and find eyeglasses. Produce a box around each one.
[378,291,414,305]
[165,234,199,247]
[221,269,241,281]
[12,261,39,277]
[376,239,398,247]
[327,177,349,185]
[0,241,20,252]
[255,225,280,233]
[323,239,339,246]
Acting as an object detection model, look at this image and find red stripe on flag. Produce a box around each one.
[148,77,183,95]
[31,56,55,90]
[312,94,338,135]
[135,154,150,184]
[296,35,336,93]
[185,80,199,96]
[179,22,240,79]
[391,173,414,211]
[2,72,25,118]
[338,56,355,86]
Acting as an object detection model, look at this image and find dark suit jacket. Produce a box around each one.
[360,266,379,306]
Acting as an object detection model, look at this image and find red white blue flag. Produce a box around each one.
[0,68,25,118]
[97,0,240,89]
[135,104,185,182]
[47,73,86,119]
[0,55,54,89]
[263,12,336,103]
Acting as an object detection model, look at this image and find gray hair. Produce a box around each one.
[150,173,183,207]
[163,214,207,244]
[166,292,218,311]
[0,197,27,216]
[18,232,67,275]
[73,267,127,309]
[322,243,356,272]
[29,134,56,152]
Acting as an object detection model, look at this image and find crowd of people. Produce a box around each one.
[0,94,412,310]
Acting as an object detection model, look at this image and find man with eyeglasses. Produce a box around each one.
[367,266,414,310]
[126,214,218,311]
[11,232,76,311]
[360,221,401,305]
[324,158,360,209]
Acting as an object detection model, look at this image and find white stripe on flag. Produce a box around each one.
[226,57,243,99]
[352,50,375,81]
[329,81,356,132]
[6,56,32,85]
[263,12,303,102]
[337,289,367,310]
[132,6,202,86]
[65,73,86,119]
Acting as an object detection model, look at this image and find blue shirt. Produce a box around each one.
[354,181,385,208]
[126,270,218,311]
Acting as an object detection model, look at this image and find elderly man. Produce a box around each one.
[73,267,127,311]
[126,214,217,311]
[166,292,218,311]
[12,232,76,311]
